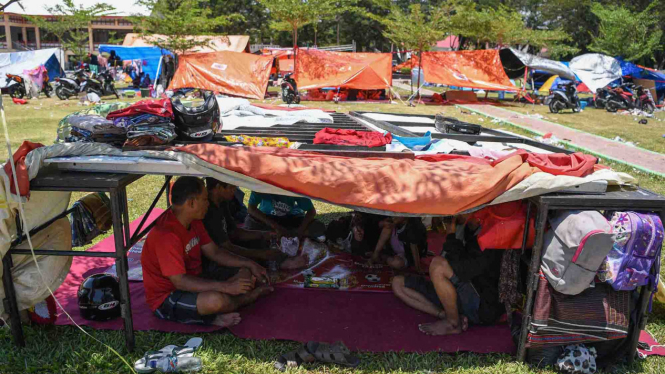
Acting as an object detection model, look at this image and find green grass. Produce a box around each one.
[1,94,665,373]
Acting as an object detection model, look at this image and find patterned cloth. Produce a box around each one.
[224,135,292,148]
[556,344,598,373]
[57,102,131,143]
[527,273,630,347]
[498,249,521,325]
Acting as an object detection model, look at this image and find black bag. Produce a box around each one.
[435,114,481,135]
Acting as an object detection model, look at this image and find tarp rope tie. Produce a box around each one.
[0,97,137,374]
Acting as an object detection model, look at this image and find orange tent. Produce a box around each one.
[279,59,294,73]
[421,50,517,91]
[168,51,273,100]
[295,49,392,90]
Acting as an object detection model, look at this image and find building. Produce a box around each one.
[0,12,133,58]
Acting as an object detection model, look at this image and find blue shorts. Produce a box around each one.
[404,274,482,325]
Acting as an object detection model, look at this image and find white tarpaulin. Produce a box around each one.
[500,48,577,81]
[569,54,622,92]
[0,48,64,88]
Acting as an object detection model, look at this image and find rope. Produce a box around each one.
[0,97,137,374]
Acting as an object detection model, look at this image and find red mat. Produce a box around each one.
[54,211,515,353]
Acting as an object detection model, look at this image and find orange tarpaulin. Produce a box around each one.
[393,56,419,72]
[279,59,294,73]
[168,51,273,100]
[295,49,392,91]
[421,50,517,91]
[176,145,537,215]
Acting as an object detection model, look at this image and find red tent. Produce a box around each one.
[295,49,392,91]
[421,50,517,91]
[576,82,591,93]
[168,51,274,100]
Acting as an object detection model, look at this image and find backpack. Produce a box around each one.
[596,212,664,291]
[541,210,615,295]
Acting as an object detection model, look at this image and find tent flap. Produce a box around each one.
[0,48,64,88]
[569,54,622,92]
[500,48,576,80]
[168,51,273,100]
[421,50,517,91]
[295,49,392,91]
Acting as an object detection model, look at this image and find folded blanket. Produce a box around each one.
[113,114,172,128]
[67,115,126,135]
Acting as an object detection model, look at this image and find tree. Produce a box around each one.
[130,0,238,56]
[589,1,663,62]
[378,3,449,99]
[27,0,115,64]
[308,0,360,46]
[209,0,272,44]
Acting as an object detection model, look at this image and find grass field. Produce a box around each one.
[0,95,664,373]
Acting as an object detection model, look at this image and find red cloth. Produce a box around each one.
[106,98,173,119]
[313,127,392,147]
[469,201,535,251]
[12,97,27,105]
[492,149,597,177]
[3,141,44,197]
[141,210,212,311]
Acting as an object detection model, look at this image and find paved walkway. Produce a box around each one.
[459,104,665,176]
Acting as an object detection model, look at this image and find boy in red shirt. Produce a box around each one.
[142,177,272,327]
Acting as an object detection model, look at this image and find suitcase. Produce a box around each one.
[434,114,481,135]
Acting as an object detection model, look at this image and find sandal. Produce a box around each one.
[274,344,315,372]
[305,341,360,368]
[135,337,203,373]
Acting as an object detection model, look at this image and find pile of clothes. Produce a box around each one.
[59,102,131,144]
[107,98,176,147]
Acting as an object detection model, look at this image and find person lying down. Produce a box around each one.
[392,215,503,335]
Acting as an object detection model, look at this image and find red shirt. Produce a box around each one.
[141,210,212,311]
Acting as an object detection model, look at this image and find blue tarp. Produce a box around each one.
[617,57,665,95]
[98,45,172,82]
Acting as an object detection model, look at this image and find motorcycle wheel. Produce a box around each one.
[55,86,68,100]
[294,95,301,104]
[9,86,24,99]
[606,101,618,113]
[43,87,52,98]
[594,99,604,109]
[548,99,560,114]
[572,103,581,113]
[643,103,655,114]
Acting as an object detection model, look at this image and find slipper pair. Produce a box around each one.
[275,341,360,371]
[134,337,203,373]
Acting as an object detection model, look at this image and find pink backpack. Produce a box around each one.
[597,212,663,291]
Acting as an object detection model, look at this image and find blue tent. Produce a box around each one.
[98,45,173,82]
[617,57,665,96]
[0,48,64,88]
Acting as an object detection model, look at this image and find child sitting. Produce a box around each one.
[368,217,428,273]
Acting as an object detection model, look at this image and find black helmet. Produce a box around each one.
[171,90,220,141]
[77,273,121,321]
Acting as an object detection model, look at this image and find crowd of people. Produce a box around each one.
[141,176,503,335]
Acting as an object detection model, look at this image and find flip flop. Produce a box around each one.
[305,341,360,368]
[274,344,316,372]
[135,337,203,373]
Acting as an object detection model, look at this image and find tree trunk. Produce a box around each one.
[314,28,317,47]
[416,48,423,101]
[293,27,298,76]
[337,19,340,45]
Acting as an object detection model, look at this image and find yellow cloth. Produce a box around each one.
[224,135,292,148]
[656,277,665,305]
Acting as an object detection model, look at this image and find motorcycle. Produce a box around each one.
[635,85,656,114]
[41,74,53,98]
[593,87,612,109]
[605,84,636,112]
[281,73,300,104]
[54,69,87,100]
[5,74,26,99]
[546,82,580,113]
[81,71,119,99]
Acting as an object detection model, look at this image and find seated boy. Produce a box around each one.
[203,178,306,270]
[142,177,272,327]
[244,191,325,240]
[368,217,428,273]
[391,218,503,335]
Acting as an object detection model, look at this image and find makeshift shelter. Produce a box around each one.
[0,48,64,88]
[420,50,517,91]
[569,54,622,93]
[617,58,665,98]
[98,45,172,83]
[262,48,295,74]
[295,49,392,91]
[122,33,250,53]
[168,51,273,100]
[500,48,576,81]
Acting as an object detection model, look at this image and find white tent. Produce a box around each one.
[569,54,622,92]
[0,48,65,88]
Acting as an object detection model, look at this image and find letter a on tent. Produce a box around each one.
[421,50,517,91]
[168,51,273,100]
[295,49,392,91]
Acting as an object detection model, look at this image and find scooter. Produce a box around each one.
[635,85,656,114]
[5,73,26,99]
[81,71,119,99]
[281,73,300,104]
[41,74,53,98]
[546,82,580,113]
[605,84,636,113]
[593,87,612,109]
[54,69,87,100]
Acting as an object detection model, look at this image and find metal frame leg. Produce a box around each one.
[2,254,24,347]
[517,202,548,362]
[109,188,135,352]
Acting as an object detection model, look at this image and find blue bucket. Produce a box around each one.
[579,100,588,110]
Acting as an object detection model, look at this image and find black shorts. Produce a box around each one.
[154,262,240,325]
[404,274,481,325]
